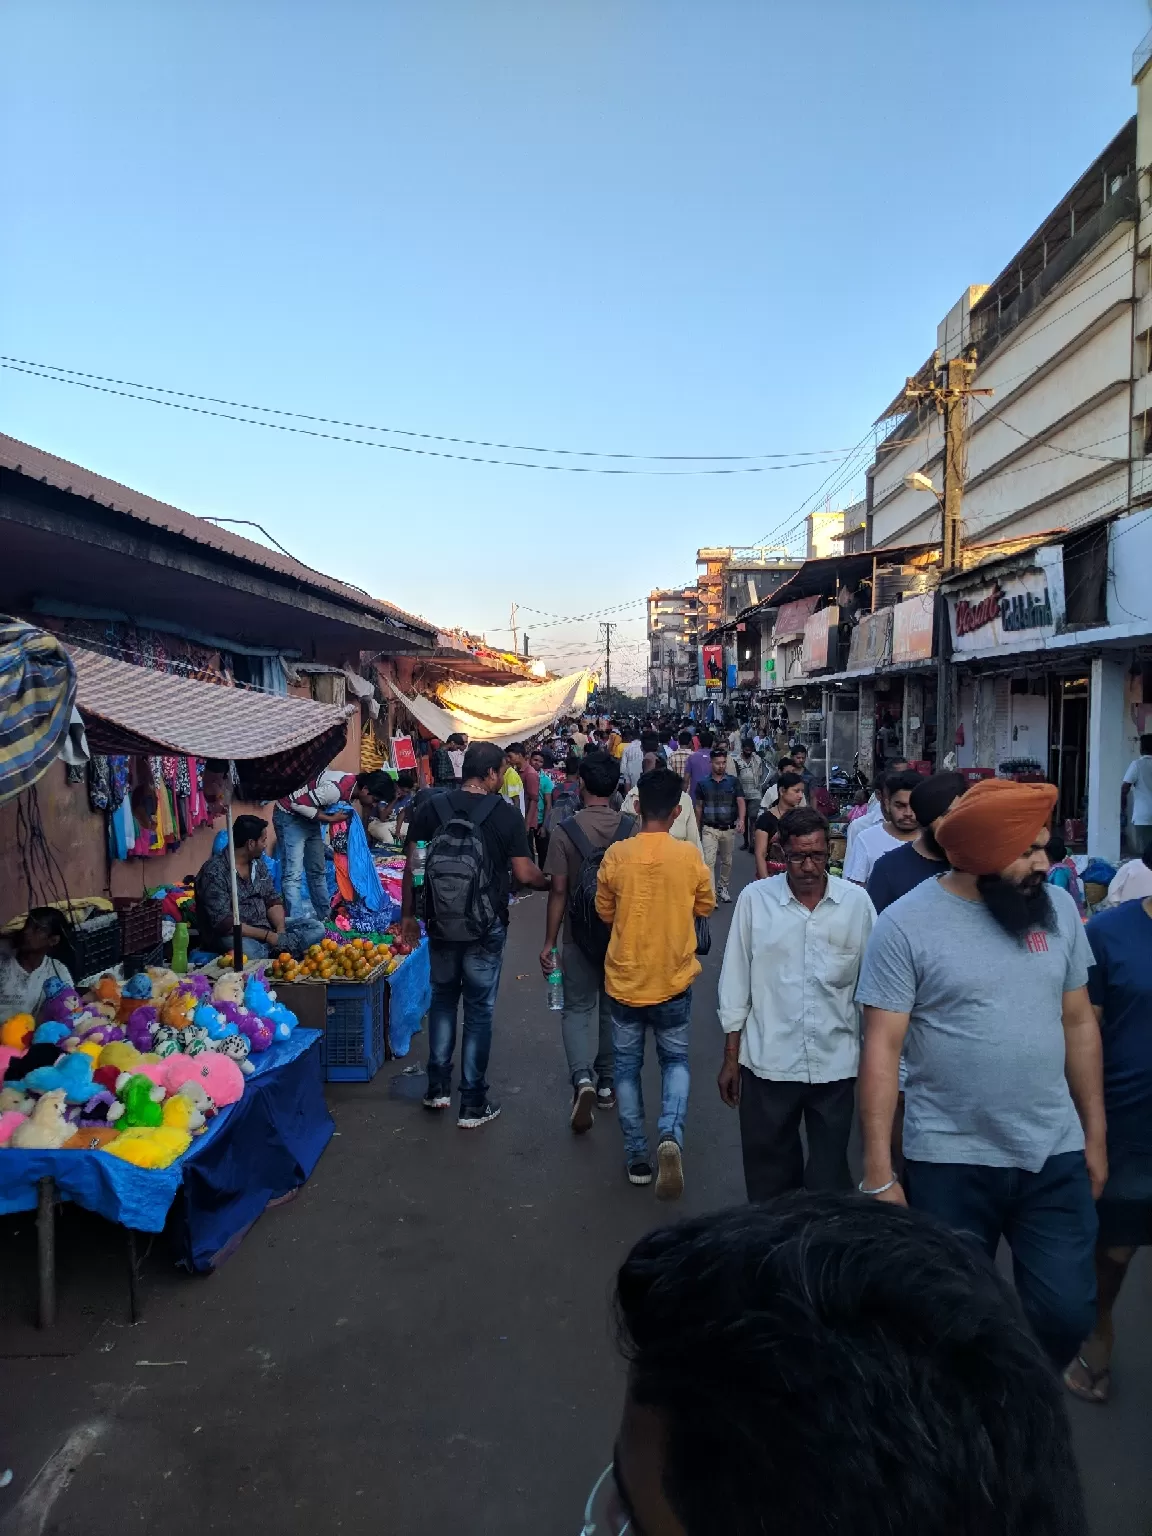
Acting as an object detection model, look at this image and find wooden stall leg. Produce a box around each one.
[37,1175,56,1329]
[126,1229,142,1324]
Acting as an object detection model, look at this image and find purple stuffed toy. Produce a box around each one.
[40,987,84,1026]
[126,1005,160,1052]
[219,1001,274,1053]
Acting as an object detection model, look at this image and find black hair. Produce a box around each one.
[355,770,396,804]
[637,767,682,821]
[678,729,693,747]
[446,732,468,747]
[23,906,72,944]
[394,769,417,790]
[1140,733,1152,755]
[884,769,923,799]
[579,748,621,798]
[792,743,808,757]
[778,806,829,844]
[461,742,506,783]
[1045,828,1067,864]
[776,771,805,793]
[909,771,967,829]
[564,755,581,776]
[233,813,267,847]
[709,744,728,759]
[640,732,660,754]
[697,728,714,748]
[537,748,554,767]
[505,741,526,757]
[616,1195,1086,1536]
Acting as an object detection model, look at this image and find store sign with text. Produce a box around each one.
[946,546,1065,655]
[801,608,832,673]
[891,590,936,664]
[702,643,725,689]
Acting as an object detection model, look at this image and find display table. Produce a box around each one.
[0,1029,334,1315]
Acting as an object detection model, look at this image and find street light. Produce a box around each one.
[904,470,942,502]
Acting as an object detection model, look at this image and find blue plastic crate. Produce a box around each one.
[321,969,387,1082]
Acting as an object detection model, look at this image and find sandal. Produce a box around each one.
[1063,1354,1111,1405]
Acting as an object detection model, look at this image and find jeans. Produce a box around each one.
[610,989,692,1165]
[738,1072,855,1201]
[904,1150,1098,1369]
[701,826,735,892]
[238,915,327,961]
[272,807,329,921]
[560,940,614,1088]
[427,922,507,1109]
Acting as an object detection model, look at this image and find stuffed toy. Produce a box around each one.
[97,1040,156,1073]
[66,1020,123,1049]
[176,1024,211,1056]
[91,975,121,1008]
[42,975,71,1002]
[113,1071,166,1127]
[39,989,83,1026]
[216,1031,254,1075]
[10,1088,73,1149]
[159,991,196,1031]
[174,1078,215,1121]
[220,1002,273,1053]
[63,1126,121,1151]
[0,1083,32,1114]
[192,1002,237,1042]
[23,1052,97,1104]
[0,1044,26,1082]
[5,1042,66,1082]
[78,1089,119,1126]
[69,1040,103,1065]
[0,1107,30,1145]
[0,1013,35,1049]
[114,971,154,1023]
[125,1005,160,1052]
[31,1021,71,1047]
[103,1124,191,1168]
[177,975,212,1001]
[212,970,246,1006]
[160,1051,245,1108]
[243,977,297,1040]
[162,1091,205,1134]
[145,966,181,1001]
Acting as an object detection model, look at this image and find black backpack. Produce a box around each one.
[548,779,582,831]
[424,794,500,943]
[562,814,636,962]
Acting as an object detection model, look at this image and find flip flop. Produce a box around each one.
[1063,1355,1111,1405]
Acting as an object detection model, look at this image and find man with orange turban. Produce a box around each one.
[854,777,1106,1370]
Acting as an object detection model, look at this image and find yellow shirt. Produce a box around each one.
[595,832,716,1006]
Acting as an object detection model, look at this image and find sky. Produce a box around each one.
[2,1,1146,691]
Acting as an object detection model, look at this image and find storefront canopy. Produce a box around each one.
[386,669,592,749]
[69,645,352,800]
[0,619,77,806]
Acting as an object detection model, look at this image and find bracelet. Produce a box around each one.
[858,1174,899,1196]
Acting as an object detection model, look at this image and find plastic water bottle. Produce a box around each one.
[547,949,564,1011]
[171,922,189,974]
[411,841,428,917]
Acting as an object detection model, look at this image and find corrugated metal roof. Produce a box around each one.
[0,434,436,638]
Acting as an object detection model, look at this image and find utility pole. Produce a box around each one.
[600,621,616,715]
[900,351,991,766]
[509,602,518,656]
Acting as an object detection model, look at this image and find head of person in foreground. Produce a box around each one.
[936,778,1060,940]
[597,1194,1086,1536]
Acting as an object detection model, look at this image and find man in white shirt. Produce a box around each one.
[843,770,921,886]
[1122,733,1152,855]
[620,757,702,852]
[619,729,644,792]
[717,805,875,1200]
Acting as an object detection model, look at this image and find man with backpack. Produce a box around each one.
[539,749,634,1131]
[402,741,548,1129]
[595,766,716,1198]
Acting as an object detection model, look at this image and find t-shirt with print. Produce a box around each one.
[544,806,635,944]
[855,879,1092,1171]
[406,790,531,930]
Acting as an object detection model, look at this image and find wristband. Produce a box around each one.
[858,1174,899,1196]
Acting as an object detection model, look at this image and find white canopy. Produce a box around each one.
[385,669,592,749]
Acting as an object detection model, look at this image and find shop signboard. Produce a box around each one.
[773,594,821,641]
[761,655,776,688]
[847,608,893,672]
[802,608,832,674]
[891,590,936,664]
[702,644,724,690]
[392,735,418,772]
[946,546,1065,655]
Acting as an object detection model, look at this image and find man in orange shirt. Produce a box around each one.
[596,766,716,1199]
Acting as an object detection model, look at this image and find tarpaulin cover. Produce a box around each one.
[345,807,385,912]
[0,1031,332,1269]
[69,645,352,800]
[0,618,77,806]
[387,937,430,1057]
[385,668,591,749]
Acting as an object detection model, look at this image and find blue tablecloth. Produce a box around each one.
[387,938,430,1057]
[0,1030,333,1270]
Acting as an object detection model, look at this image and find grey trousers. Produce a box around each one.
[560,939,614,1087]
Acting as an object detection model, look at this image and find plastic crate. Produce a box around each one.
[123,942,165,979]
[69,913,122,980]
[113,897,162,954]
[321,970,388,1082]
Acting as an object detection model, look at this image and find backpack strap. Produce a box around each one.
[433,792,499,830]
[609,813,637,847]
[471,795,500,828]
[562,818,595,863]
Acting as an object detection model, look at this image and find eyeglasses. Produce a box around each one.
[784,850,829,867]
[582,1464,632,1534]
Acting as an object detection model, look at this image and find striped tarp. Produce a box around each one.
[0,619,77,806]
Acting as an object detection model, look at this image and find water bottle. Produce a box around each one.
[411,841,428,917]
[547,949,564,1011]
[171,921,189,974]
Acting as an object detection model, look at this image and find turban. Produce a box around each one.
[936,778,1058,876]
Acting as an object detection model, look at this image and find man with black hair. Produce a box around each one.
[857,779,1105,1369]
[403,741,548,1129]
[619,727,644,791]
[694,745,745,902]
[666,728,693,785]
[844,768,922,886]
[590,1193,1088,1536]
[540,749,631,1129]
[682,727,714,800]
[718,806,874,1201]
[195,814,326,959]
[0,907,74,1019]
[595,767,714,1196]
[866,770,967,912]
[273,767,390,920]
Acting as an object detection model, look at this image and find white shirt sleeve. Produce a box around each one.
[1123,760,1139,787]
[717,887,756,1035]
[843,826,873,885]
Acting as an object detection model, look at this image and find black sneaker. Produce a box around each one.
[628,1160,654,1186]
[458,1101,502,1130]
[596,1080,616,1111]
[570,1081,596,1133]
[655,1139,684,1200]
[422,1089,451,1111]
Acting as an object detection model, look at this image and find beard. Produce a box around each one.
[976,872,1057,941]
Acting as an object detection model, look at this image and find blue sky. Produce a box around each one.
[2,1,1145,689]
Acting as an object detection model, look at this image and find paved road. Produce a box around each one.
[1,848,1149,1534]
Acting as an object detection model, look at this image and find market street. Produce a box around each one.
[0,853,1149,1536]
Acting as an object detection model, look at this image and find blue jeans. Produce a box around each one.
[610,989,692,1165]
[904,1150,1098,1368]
[239,916,327,961]
[427,922,507,1109]
[272,808,329,921]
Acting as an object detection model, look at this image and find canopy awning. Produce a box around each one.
[385,669,592,749]
[69,645,352,800]
[0,620,77,806]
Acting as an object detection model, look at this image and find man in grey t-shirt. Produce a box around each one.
[855,779,1106,1370]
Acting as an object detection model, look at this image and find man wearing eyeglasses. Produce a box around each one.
[716,805,875,1201]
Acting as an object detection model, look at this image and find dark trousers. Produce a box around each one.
[904,1151,1098,1369]
[427,922,507,1109]
[738,1071,855,1202]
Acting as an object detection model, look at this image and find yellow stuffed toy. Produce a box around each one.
[1,1013,34,1049]
[102,1124,192,1169]
[97,1040,160,1072]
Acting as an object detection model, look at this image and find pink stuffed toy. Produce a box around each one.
[137,1051,245,1108]
[0,1108,28,1145]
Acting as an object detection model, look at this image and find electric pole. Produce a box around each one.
[900,351,991,765]
[600,621,616,715]
[509,602,518,656]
